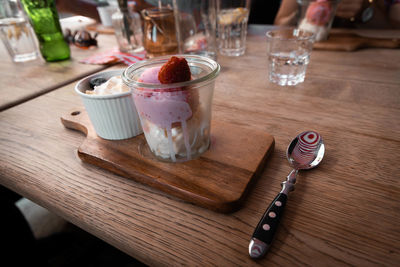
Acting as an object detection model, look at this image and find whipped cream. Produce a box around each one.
[142,110,209,160]
[86,76,130,95]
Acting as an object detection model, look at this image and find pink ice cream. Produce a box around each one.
[135,66,193,128]
[133,65,205,162]
[138,66,161,84]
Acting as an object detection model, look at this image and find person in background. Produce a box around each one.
[274,0,400,28]
[249,0,281,24]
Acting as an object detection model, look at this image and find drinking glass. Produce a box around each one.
[266,28,314,86]
[172,0,217,60]
[297,0,340,42]
[216,0,251,56]
[111,1,144,53]
[0,0,39,62]
[122,55,220,163]
[141,7,178,58]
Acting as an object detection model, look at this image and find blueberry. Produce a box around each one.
[89,77,107,90]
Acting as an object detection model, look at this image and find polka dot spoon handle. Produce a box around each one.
[249,192,288,258]
[249,131,325,259]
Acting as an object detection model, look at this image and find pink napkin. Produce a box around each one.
[80,47,146,65]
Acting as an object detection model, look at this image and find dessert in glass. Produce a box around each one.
[297,0,340,42]
[122,55,220,162]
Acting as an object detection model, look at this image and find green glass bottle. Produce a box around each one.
[20,0,70,62]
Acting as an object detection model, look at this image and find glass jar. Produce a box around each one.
[112,7,144,53]
[297,0,341,41]
[122,55,220,162]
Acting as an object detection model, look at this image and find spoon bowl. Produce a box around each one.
[287,131,325,170]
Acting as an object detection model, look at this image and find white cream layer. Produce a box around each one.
[87,76,130,95]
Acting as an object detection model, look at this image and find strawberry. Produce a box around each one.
[158,56,191,84]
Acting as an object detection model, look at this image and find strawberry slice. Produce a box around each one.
[158,56,191,84]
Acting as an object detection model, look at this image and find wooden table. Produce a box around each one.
[0,31,115,111]
[1,26,399,266]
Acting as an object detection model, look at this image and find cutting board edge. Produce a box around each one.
[76,137,274,213]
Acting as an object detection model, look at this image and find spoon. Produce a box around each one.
[249,131,325,259]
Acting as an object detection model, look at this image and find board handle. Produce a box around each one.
[249,193,287,259]
[60,108,93,137]
[364,36,400,49]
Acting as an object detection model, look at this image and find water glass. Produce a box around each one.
[111,7,144,53]
[172,0,217,60]
[216,0,251,56]
[266,28,314,86]
[0,0,39,62]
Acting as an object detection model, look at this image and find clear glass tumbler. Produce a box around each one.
[112,8,144,53]
[297,0,340,42]
[216,0,251,56]
[172,0,218,60]
[122,55,220,163]
[266,28,314,86]
[0,0,39,62]
[141,7,178,58]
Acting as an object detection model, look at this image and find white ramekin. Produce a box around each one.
[75,69,143,140]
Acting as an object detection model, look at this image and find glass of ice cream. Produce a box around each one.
[297,0,340,42]
[122,55,220,163]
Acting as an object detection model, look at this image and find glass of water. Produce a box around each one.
[216,0,251,57]
[0,0,39,62]
[266,28,315,86]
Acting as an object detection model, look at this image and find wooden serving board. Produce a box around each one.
[314,32,400,51]
[61,108,274,213]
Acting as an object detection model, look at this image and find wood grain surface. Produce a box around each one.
[0,32,116,111]
[61,108,274,213]
[0,27,400,266]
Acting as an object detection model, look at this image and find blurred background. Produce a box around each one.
[55,0,280,24]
